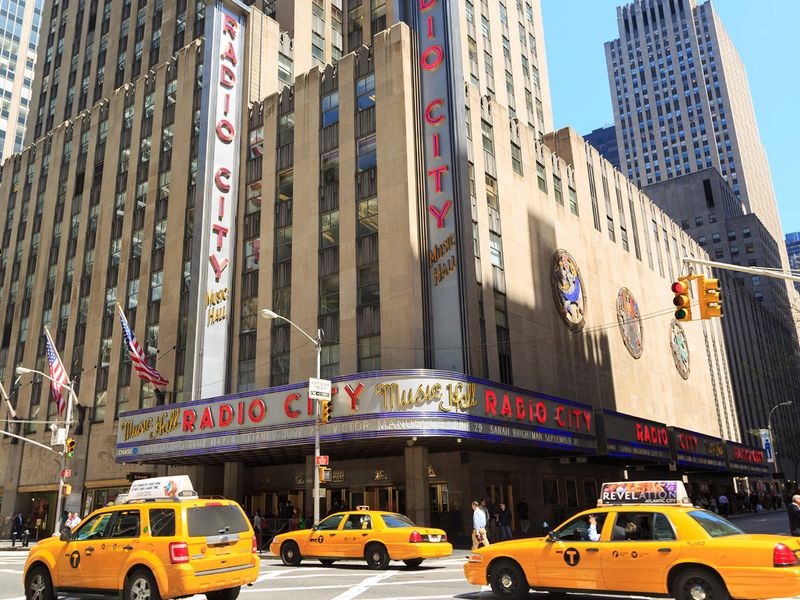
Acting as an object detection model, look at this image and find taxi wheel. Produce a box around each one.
[206,587,240,600]
[124,568,162,600]
[25,565,55,600]
[403,559,424,569]
[364,543,390,570]
[280,541,302,566]
[488,560,529,600]
[674,568,729,600]
[319,559,336,566]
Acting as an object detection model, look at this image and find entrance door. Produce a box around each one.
[485,482,515,530]
[363,486,405,513]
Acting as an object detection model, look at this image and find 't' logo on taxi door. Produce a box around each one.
[564,547,580,567]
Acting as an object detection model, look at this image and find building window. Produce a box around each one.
[681,219,689,229]
[356,134,377,172]
[320,210,339,248]
[751,275,760,286]
[568,187,578,215]
[357,197,378,237]
[356,74,375,111]
[742,227,751,238]
[553,175,563,205]
[511,142,523,175]
[358,264,380,306]
[745,244,754,254]
[708,212,717,223]
[536,161,547,192]
[694,216,703,226]
[489,232,503,268]
[542,478,559,505]
[321,91,339,127]
[321,149,339,185]
[698,236,707,246]
[358,335,381,371]
[711,233,720,243]
[754,291,763,302]
[319,274,339,315]
[729,244,739,256]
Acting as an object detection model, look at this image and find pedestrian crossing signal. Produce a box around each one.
[318,466,331,484]
[671,278,692,321]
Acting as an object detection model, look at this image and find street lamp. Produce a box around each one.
[261,309,324,524]
[767,401,793,475]
[16,366,78,535]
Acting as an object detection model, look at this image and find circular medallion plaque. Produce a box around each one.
[616,287,643,358]
[670,320,690,380]
[551,250,586,331]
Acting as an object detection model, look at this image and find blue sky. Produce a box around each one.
[542,0,800,236]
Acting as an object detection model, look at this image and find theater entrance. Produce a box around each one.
[326,486,405,514]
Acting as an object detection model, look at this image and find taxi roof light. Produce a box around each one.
[356,505,370,511]
[773,543,798,567]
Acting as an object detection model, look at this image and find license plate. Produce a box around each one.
[428,535,440,543]
[215,547,231,555]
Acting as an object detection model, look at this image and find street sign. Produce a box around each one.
[61,469,71,478]
[315,455,329,466]
[309,377,332,402]
[50,427,67,447]
[759,429,775,463]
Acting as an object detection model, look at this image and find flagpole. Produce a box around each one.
[0,378,16,419]
[44,327,75,536]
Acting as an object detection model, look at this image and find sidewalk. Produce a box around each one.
[0,538,37,551]
[727,508,785,520]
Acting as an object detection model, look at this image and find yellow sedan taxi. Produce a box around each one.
[465,481,800,600]
[270,507,452,569]
[23,476,259,600]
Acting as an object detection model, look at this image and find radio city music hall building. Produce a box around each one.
[0,0,770,537]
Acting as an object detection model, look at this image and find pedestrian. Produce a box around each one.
[718,493,729,517]
[253,510,263,551]
[11,512,24,548]
[471,501,490,551]
[787,495,800,537]
[498,502,513,541]
[516,498,530,535]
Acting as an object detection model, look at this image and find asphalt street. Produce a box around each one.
[0,511,794,600]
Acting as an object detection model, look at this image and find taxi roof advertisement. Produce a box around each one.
[599,481,685,504]
[596,409,672,462]
[115,370,598,463]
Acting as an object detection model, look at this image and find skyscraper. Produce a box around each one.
[786,232,800,294]
[605,0,784,248]
[0,0,43,162]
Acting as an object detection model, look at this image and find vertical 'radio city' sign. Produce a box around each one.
[193,1,246,400]
[414,0,468,372]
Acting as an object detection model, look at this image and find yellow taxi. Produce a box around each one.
[270,507,452,569]
[464,481,800,600]
[23,476,259,600]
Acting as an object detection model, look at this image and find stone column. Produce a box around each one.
[404,445,430,526]
[223,463,244,503]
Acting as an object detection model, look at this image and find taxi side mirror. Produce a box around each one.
[311,524,318,531]
[60,526,72,542]
[546,531,557,543]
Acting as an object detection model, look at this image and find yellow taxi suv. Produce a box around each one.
[23,476,259,600]
[270,507,452,569]
[464,480,800,600]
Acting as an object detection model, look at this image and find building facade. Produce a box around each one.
[0,0,766,539]
[645,170,800,461]
[785,232,800,294]
[0,0,43,162]
[604,0,785,253]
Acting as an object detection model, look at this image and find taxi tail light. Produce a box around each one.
[252,535,258,554]
[773,543,797,567]
[409,531,423,543]
[169,542,190,564]
[443,533,448,543]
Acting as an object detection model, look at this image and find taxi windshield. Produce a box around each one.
[688,509,744,537]
[381,514,417,528]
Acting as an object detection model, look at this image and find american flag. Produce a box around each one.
[117,305,169,388]
[45,334,70,417]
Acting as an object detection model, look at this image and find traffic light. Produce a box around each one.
[318,466,331,484]
[64,484,72,496]
[320,399,332,424]
[671,277,692,321]
[698,276,723,319]
[65,438,75,459]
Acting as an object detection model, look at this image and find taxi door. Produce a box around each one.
[95,509,142,590]
[601,511,681,594]
[532,513,606,591]
[54,511,114,590]
[308,513,345,557]
[337,513,373,558]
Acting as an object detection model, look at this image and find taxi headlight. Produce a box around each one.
[272,536,281,544]
[468,553,483,563]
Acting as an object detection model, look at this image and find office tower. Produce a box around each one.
[786,232,800,294]
[583,125,621,170]
[0,0,43,162]
[605,0,784,249]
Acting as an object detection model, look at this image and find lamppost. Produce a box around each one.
[16,366,77,535]
[261,309,324,524]
[768,401,793,475]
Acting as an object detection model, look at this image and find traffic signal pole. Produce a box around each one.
[683,256,800,284]
[53,381,77,536]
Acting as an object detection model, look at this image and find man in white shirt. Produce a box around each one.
[586,515,601,542]
[472,501,490,551]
